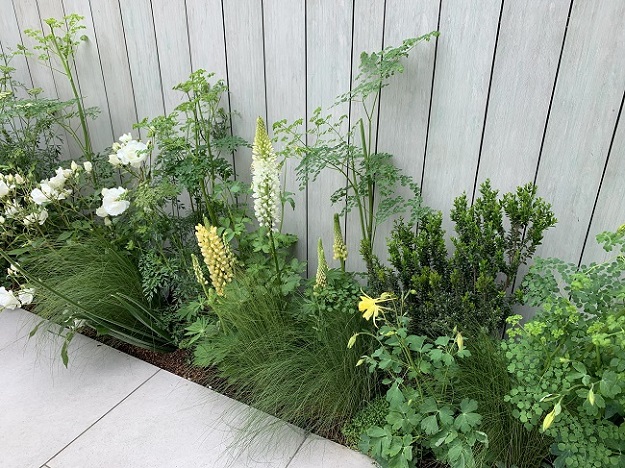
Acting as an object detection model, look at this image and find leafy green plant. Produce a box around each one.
[3,239,175,365]
[342,397,389,449]
[22,14,97,164]
[368,181,556,336]
[503,227,625,467]
[274,34,438,270]
[455,331,551,468]
[352,292,488,468]
[136,69,246,228]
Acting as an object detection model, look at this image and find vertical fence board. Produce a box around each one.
[222,0,265,186]
[305,0,353,275]
[151,0,191,115]
[89,0,138,139]
[12,0,56,97]
[476,0,569,194]
[0,0,33,94]
[372,0,439,262]
[263,0,307,261]
[118,0,164,127]
[63,0,114,153]
[186,0,227,79]
[343,0,385,273]
[581,113,625,265]
[421,0,502,236]
[535,1,625,263]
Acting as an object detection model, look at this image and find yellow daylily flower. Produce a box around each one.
[358,291,394,323]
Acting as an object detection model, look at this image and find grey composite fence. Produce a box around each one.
[2,0,625,299]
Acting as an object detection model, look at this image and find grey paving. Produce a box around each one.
[47,369,306,468]
[0,309,159,468]
[1,309,374,468]
[287,435,377,468]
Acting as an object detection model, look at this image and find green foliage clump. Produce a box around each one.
[369,180,556,336]
[503,227,625,467]
[342,397,389,449]
[353,293,487,468]
[193,269,375,437]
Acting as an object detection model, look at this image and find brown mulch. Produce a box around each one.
[79,328,221,387]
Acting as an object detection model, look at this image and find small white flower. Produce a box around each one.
[0,287,21,311]
[31,187,48,205]
[0,179,10,198]
[116,140,148,168]
[23,209,48,226]
[97,187,130,217]
[4,199,21,218]
[71,161,79,172]
[48,167,71,190]
[103,216,112,226]
[83,161,93,173]
[0,216,5,224]
[119,133,132,144]
[17,288,34,306]
[7,264,19,276]
[31,183,70,205]
[108,153,122,167]
[14,174,24,185]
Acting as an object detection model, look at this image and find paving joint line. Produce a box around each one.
[283,431,311,468]
[42,368,162,466]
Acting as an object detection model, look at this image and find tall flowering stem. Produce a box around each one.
[315,238,328,292]
[333,213,348,272]
[195,223,234,297]
[252,117,282,283]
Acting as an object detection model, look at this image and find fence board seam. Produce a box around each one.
[471,0,505,205]
[419,0,442,192]
[577,88,625,268]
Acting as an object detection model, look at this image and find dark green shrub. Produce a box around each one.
[368,180,556,336]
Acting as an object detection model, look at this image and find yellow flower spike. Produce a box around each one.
[195,223,235,296]
[358,291,394,324]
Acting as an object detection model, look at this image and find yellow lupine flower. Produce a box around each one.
[195,223,234,296]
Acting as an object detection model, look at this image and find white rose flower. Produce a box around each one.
[4,199,21,217]
[14,174,24,185]
[108,153,122,167]
[0,179,10,198]
[31,187,48,205]
[97,187,130,217]
[48,167,71,190]
[17,288,35,306]
[116,140,148,168]
[24,209,48,226]
[119,133,132,144]
[0,287,21,311]
[83,161,93,173]
[0,216,5,224]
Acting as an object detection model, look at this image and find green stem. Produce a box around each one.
[268,229,282,287]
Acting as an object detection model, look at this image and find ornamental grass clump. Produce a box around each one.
[194,269,375,438]
[195,223,234,296]
[6,239,175,365]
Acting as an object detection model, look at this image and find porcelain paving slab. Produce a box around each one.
[47,369,306,468]
[0,309,160,468]
[287,435,376,468]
